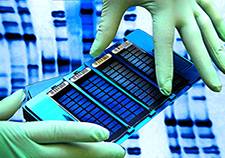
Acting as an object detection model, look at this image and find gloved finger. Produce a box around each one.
[89,0,130,57]
[177,17,222,92]
[196,0,225,41]
[152,13,175,96]
[0,122,124,158]
[19,121,109,143]
[0,89,25,120]
[39,142,125,158]
[195,8,225,74]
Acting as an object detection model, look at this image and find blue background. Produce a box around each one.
[0,0,225,157]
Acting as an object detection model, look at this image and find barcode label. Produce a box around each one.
[112,40,132,54]
[92,54,112,68]
[70,67,91,82]
[48,81,69,97]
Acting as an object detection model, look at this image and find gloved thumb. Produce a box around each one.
[0,89,26,120]
[19,121,109,143]
[89,0,129,57]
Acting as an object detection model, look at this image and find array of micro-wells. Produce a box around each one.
[79,72,149,126]
[55,86,127,138]
[119,45,186,91]
[101,59,165,108]
[120,46,155,79]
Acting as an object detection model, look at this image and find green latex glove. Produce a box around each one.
[0,90,126,158]
[90,0,225,96]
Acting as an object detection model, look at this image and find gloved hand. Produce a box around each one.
[0,90,126,158]
[90,0,225,96]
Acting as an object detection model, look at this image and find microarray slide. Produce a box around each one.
[23,29,200,144]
